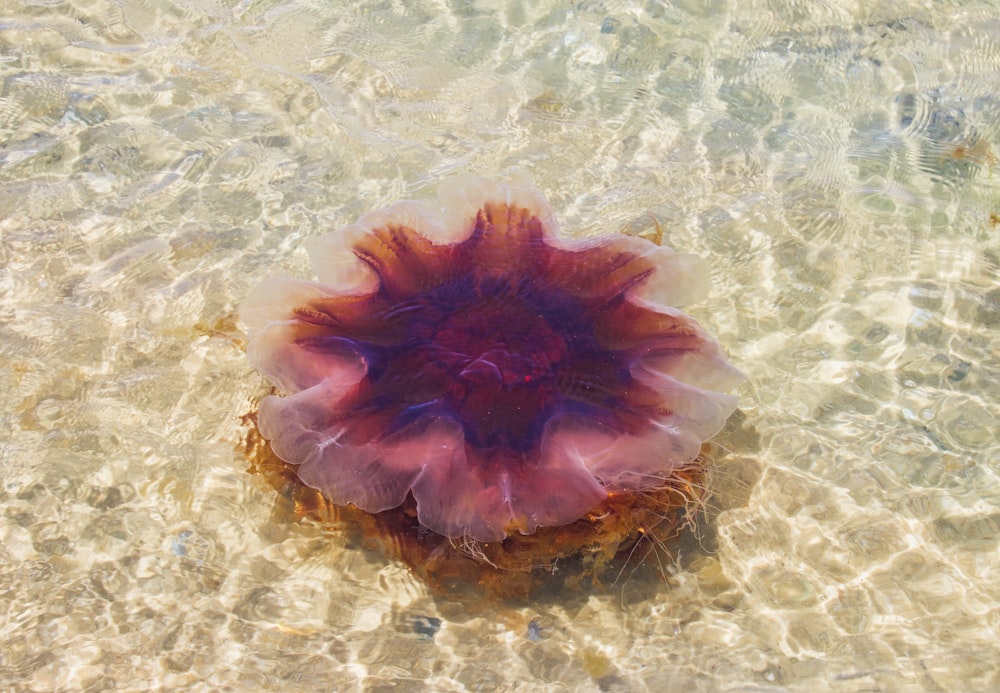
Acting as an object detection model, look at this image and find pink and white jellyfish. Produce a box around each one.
[241,175,744,543]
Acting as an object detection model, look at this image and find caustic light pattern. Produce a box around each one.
[241,175,744,542]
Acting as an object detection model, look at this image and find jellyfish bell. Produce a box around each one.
[241,174,744,579]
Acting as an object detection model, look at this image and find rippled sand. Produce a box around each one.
[1,0,998,690]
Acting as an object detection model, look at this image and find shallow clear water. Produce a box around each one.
[2,0,999,690]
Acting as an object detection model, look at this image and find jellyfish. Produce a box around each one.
[241,174,744,546]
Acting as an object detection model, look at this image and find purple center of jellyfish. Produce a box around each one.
[375,265,616,452]
[297,205,659,455]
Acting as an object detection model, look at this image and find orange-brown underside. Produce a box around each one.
[242,411,705,598]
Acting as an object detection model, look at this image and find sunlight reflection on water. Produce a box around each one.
[1,0,998,690]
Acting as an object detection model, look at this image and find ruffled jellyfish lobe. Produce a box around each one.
[242,277,370,395]
[241,174,745,543]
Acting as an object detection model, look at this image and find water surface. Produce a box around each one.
[1,0,999,690]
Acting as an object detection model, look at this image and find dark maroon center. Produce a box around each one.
[363,271,625,452]
[293,210,669,455]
